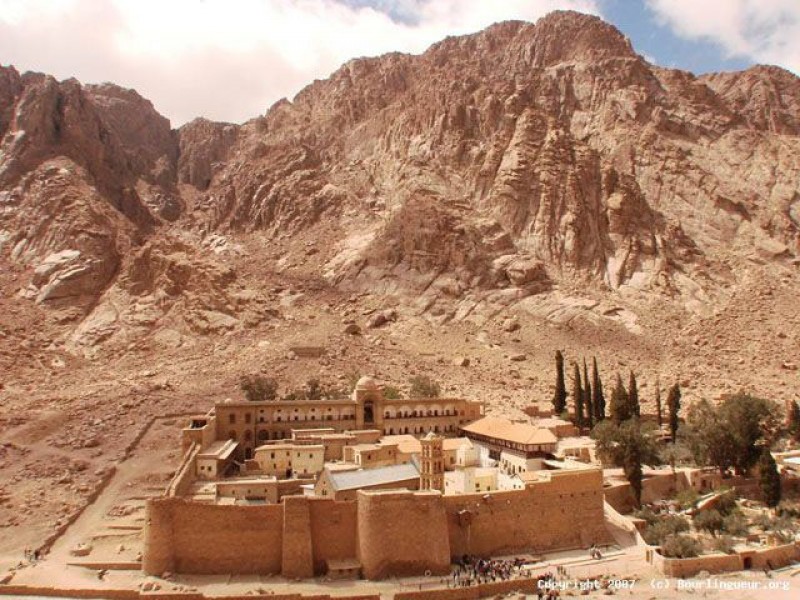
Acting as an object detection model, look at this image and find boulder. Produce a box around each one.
[344,323,361,335]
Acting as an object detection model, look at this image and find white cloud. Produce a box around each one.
[646,0,800,74]
[0,0,600,126]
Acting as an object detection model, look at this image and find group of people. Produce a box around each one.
[588,544,603,559]
[448,554,526,587]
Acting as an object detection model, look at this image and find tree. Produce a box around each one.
[687,393,779,476]
[687,399,738,476]
[666,383,681,444]
[410,375,440,398]
[306,378,322,400]
[592,357,605,422]
[759,448,781,508]
[583,359,594,429]
[572,363,584,427]
[383,385,402,400]
[609,374,631,424]
[239,374,278,402]
[592,419,660,507]
[553,351,567,415]
[719,392,779,475]
[654,376,663,428]
[629,371,640,418]
[787,400,800,443]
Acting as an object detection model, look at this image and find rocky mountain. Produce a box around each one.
[0,10,798,403]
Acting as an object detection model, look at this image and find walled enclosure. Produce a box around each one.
[143,469,608,579]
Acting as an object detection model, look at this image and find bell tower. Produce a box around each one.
[420,432,444,492]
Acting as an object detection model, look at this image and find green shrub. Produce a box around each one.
[694,509,724,535]
[633,507,660,527]
[712,535,736,555]
[715,492,737,516]
[643,515,690,546]
[661,534,701,558]
[722,510,749,537]
[674,489,699,510]
[409,375,440,398]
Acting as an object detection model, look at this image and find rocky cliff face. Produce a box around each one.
[0,10,799,355]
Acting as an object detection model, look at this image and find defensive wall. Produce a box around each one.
[444,469,610,557]
[143,468,607,579]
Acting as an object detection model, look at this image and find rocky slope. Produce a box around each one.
[0,9,798,399]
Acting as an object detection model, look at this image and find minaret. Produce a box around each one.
[420,432,444,492]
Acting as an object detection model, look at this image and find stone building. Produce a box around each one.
[183,376,483,461]
[253,443,326,478]
[461,415,557,474]
[342,442,401,468]
[314,463,421,500]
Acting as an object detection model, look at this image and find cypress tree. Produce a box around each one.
[592,357,605,422]
[553,350,567,416]
[787,400,800,443]
[610,373,631,424]
[583,359,594,428]
[572,363,584,427]
[758,448,781,508]
[625,448,644,508]
[667,383,681,444]
[629,371,640,418]
[655,376,663,428]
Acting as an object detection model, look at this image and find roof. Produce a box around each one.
[380,435,471,454]
[198,439,238,460]
[349,442,398,453]
[327,463,420,491]
[381,434,422,454]
[461,416,558,446]
[444,437,473,451]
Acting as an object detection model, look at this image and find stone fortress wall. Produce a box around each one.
[143,468,608,579]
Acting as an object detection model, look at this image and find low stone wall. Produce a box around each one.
[648,542,800,578]
[394,577,540,600]
[0,586,381,600]
[0,585,138,598]
[166,444,199,497]
[650,551,742,578]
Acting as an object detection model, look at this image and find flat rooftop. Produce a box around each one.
[197,439,238,460]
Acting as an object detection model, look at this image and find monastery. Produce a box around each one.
[144,376,610,580]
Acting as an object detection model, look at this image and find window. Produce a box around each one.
[245,413,251,424]
[229,414,236,424]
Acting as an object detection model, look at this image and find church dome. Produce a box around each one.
[355,375,380,391]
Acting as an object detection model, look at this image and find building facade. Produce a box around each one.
[184,376,483,461]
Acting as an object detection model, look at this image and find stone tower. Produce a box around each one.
[420,432,445,492]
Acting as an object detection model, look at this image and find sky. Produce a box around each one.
[0,0,798,126]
